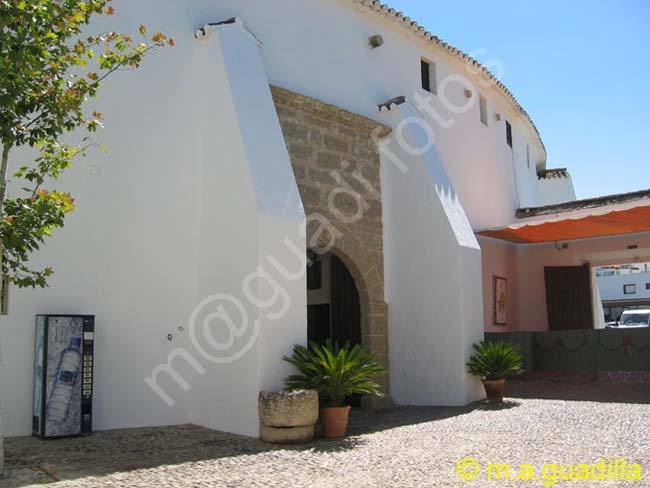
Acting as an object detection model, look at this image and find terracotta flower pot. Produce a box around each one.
[482,378,506,403]
[320,406,351,438]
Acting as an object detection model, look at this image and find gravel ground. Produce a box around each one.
[1,379,649,488]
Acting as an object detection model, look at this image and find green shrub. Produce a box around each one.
[466,341,524,381]
[283,340,385,407]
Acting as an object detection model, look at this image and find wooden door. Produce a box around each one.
[307,304,330,344]
[544,265,594,330]
[330,255,361,345]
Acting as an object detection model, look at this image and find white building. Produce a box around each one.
[2,0,649,438]
[596,265,650,321]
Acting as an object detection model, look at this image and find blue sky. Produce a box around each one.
[386,0,650,199]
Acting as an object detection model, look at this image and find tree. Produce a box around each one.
[0,0,173,289]
[0,0,172,476]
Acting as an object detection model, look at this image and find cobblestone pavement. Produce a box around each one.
[2,379,649,487]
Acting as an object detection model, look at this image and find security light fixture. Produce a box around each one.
[494,113,502,121]
[464,88,473,98]
[369,35,384,49]
[195,18,237,39]
[378,95,406,112]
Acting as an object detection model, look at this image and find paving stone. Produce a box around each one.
[1,380,648,487]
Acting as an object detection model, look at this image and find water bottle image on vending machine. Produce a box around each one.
[33,315,95,438]
[46,337,83,423]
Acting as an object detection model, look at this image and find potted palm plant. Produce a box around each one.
[466,340,523,403]
[283,340,385,438]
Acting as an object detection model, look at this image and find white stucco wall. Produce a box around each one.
[180,0,547,229]
[0,0,559,437]
[0,2,205,436]
[0,10,306,438]
[480,237,519,333]
[537,175,577,206]
[188,21,306,437]
[382,104,483,406]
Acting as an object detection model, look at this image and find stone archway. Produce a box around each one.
[272,86,391,408]
[305,244,389,409]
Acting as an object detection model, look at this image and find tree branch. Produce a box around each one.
[0,142,11,216]
[23,45,160,132]
[0,140,12,280]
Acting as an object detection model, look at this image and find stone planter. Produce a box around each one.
[258,390,318,444]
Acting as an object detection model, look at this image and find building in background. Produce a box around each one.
[596,264,650,321]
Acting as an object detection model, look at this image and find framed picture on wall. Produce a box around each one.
[493,276,507,326]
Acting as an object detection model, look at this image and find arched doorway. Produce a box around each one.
[306,251,361,346]
[274,85,391,407]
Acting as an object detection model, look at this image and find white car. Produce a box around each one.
[610,310,650,328]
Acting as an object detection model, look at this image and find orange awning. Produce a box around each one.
[479,206,650,244]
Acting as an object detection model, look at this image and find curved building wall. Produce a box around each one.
[173,0,546,229]
[0,0,554,436]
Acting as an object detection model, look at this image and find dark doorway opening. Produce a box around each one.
[307,253,361,346]
[307,253,362,406]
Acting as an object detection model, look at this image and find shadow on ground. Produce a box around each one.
[5,375,648,487]
[506,374,650,404]
[345,399,521,437]
[0,403,485,487]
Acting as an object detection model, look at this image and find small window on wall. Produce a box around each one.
[421,59,437,94]
[624,284,637,295]
[646,283,650,290]
[526,145,530,169]
[505,120,513,148]
[479,95,488,126]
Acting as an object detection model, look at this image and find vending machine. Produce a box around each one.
[33,315,95,438]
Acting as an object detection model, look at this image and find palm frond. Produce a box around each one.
[466,340,524,380]
[283,340,385,407]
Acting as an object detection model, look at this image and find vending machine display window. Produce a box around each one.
[33,315,95,438]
